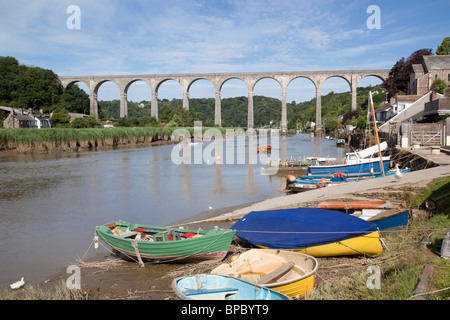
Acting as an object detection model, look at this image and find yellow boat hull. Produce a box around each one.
[212,249,320,299]
[256,231,383,257]
[264,271,317,299]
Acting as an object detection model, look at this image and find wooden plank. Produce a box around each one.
[412,264,434,300]
[257,262,295,285]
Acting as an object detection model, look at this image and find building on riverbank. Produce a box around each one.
[409,55,450,96]
[1,107,51,129]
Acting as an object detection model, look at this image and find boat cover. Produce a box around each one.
[232,208,378,249]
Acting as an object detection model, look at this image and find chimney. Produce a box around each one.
[431,90,437,101]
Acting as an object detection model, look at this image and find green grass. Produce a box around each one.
[0,280,89,300]
[0,126,238,147]
[312,176,450,300]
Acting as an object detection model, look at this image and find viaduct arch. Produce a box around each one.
[59,70,389,132]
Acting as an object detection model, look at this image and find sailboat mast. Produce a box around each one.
[369,91,385,176]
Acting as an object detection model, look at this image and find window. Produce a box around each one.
[448,74,450,82]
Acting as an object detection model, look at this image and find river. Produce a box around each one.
[0,132,348,289]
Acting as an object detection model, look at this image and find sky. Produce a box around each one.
[0,0,448,103]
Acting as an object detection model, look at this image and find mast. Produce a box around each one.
[369,91,385,176]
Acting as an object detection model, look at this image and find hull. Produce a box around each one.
[232,208,383,258]
[307,158,390,176]
[172,274,291,300]
[95,221,236,263]
[212,249,319,299]
[286,178,345,192]
[317,201,409,232]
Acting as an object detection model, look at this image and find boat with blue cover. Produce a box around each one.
[232,207,383,257]
[172,273,291,300]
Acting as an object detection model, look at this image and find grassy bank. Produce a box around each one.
[0,126,237,152]
[312,176,450,300]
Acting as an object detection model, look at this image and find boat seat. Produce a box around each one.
[118,231,139,238]
[184,288,239,300]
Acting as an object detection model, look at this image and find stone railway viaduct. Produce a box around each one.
[59,69,389,132]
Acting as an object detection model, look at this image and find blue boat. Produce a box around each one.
[172,274,291,300]
[286,174,347,192]
[286,168,411,193]
[307,141,391,177]
[307,158,390,177]
[231,208,383,257]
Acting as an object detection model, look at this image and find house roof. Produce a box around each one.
[411,64,424,74]
[13,114,35,121]
[422,55,450,72]
[396,95,421,102]
[375,102,391,112]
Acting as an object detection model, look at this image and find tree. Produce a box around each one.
[431,79,446,94]
[58,84,90,114]
[71,116,100,128]
[384,49,433,98]
[0,56,20,103]
[436,37,450,55]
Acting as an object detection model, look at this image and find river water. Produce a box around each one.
[0,132,348,289]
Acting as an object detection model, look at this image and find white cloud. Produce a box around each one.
[0,0,448,100]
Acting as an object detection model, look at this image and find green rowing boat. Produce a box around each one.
[95,221,236,263]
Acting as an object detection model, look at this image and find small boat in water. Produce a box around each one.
[212,249,319,299]
[232,208,383,257]
[95,221,236,263]
[317,200,410,232]
[257,145,271,153]
[285,173,347,192]
[172,273,291,300]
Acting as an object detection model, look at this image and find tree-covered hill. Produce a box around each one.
[100,83,385,129]
[1,56,387,130]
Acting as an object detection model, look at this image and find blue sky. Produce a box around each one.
[0,0,448,103]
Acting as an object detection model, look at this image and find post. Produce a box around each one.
[151,91,158,121]
[369,91,385,176]
[315,86,322,133]
[90,93,98,119]
[183,91,189,110]
[247,90,255,133]
[120,91,128,118]
[281,88,287,135]
[215,90,221,127]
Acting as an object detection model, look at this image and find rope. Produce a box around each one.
[234,229,380,235]
[336,241,377,258]
[409,287,450,300]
